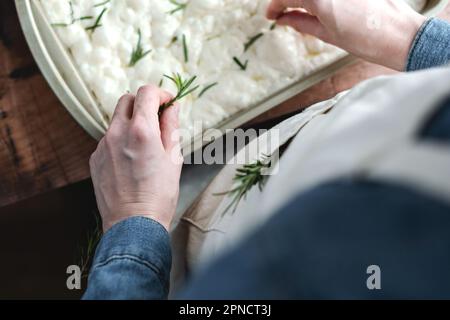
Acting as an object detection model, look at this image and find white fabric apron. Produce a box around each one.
[171,66,450,292]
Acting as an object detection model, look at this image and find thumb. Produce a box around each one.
[277,11,328,41]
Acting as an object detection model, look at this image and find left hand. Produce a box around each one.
[89,85,183,233]
[267,0,426,70]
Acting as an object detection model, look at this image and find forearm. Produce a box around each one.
[407,18,450,71]
[82,217,172,300]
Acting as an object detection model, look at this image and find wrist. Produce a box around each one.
[376,12,426,70]
[102,209,173,234]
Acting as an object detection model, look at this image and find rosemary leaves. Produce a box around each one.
[234,22,278,71]
[94,0,111,7]
[85,7,108,32]
[168,0,188,14]
[216,155,272,215]
[52,1,93,27]
[160,73,199,112]
[244,33,264,52]
[233,57,249,71]
[129,29,152,67]
[198,82,219,98]
[78,214,102,280]
[182,34,189,63]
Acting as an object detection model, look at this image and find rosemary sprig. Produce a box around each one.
[244,32,264,52]
[79,16,95,21]
[227,23,276,68]
[78,213,102,280]
[168,0,188,14]
[233,56,249,71]
[52,1,93,27]
[129,29,152,67]
[216,155,272,215]
[242,22,277,52]
[198,82,218,98]
[182,34,189,63]
[160,73,199,112]
[85,7,107,32]
[94,0,111,7]
[52,16,93,27]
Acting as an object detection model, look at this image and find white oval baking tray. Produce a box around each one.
[16,0,448,152]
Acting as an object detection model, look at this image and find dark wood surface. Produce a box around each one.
[0,1,97,207]
[1,1,449,207]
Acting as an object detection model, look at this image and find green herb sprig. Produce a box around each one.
[198,82,218,98]
[244,32,264,52]
[129,29,152,67]
[233,56,249,71]
[78,213,102,280]
[215,155,272,215]
[168,0,187,14]
[182,34,189,63]
[85,7,108,32]
[94,0,111,7]
[232,22,277,70]
[160,73,199,112]
[52,1,93,27]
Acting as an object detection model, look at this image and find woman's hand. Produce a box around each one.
[90,85,183,232]
[267,0,426,70]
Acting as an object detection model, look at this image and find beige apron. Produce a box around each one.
[171,66,450,294]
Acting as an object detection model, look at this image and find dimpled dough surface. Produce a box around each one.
[40,0,427,135]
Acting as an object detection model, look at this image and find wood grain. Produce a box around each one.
[0,1,449,207]
[0,1,97,207]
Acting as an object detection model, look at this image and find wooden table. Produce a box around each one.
[0,1,97,207]
[1,1,449,208]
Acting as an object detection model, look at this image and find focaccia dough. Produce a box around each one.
[41,0,426,135]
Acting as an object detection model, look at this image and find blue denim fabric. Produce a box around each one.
[407,18,450,71]
[83,18,450,300]
[82,217,171,300]
[181,180,450,299]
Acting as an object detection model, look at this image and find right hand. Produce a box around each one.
[89,85,183,233]
[267,0,427,70]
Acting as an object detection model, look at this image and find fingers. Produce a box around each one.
[128,85,178,151]
[133,85,162,129]
[158,90,176,109]
[110,93,134,128]
[276,11,327,40]
[159,101,181,154]
[132,85,174,133]
[108,84,180,153]
[267,0,317,20]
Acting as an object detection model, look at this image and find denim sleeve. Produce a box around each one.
[82,217,172,300]
[407,18,450,71]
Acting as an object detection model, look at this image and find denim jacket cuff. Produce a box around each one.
[407,18,450,71]
[91,216,172,283]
